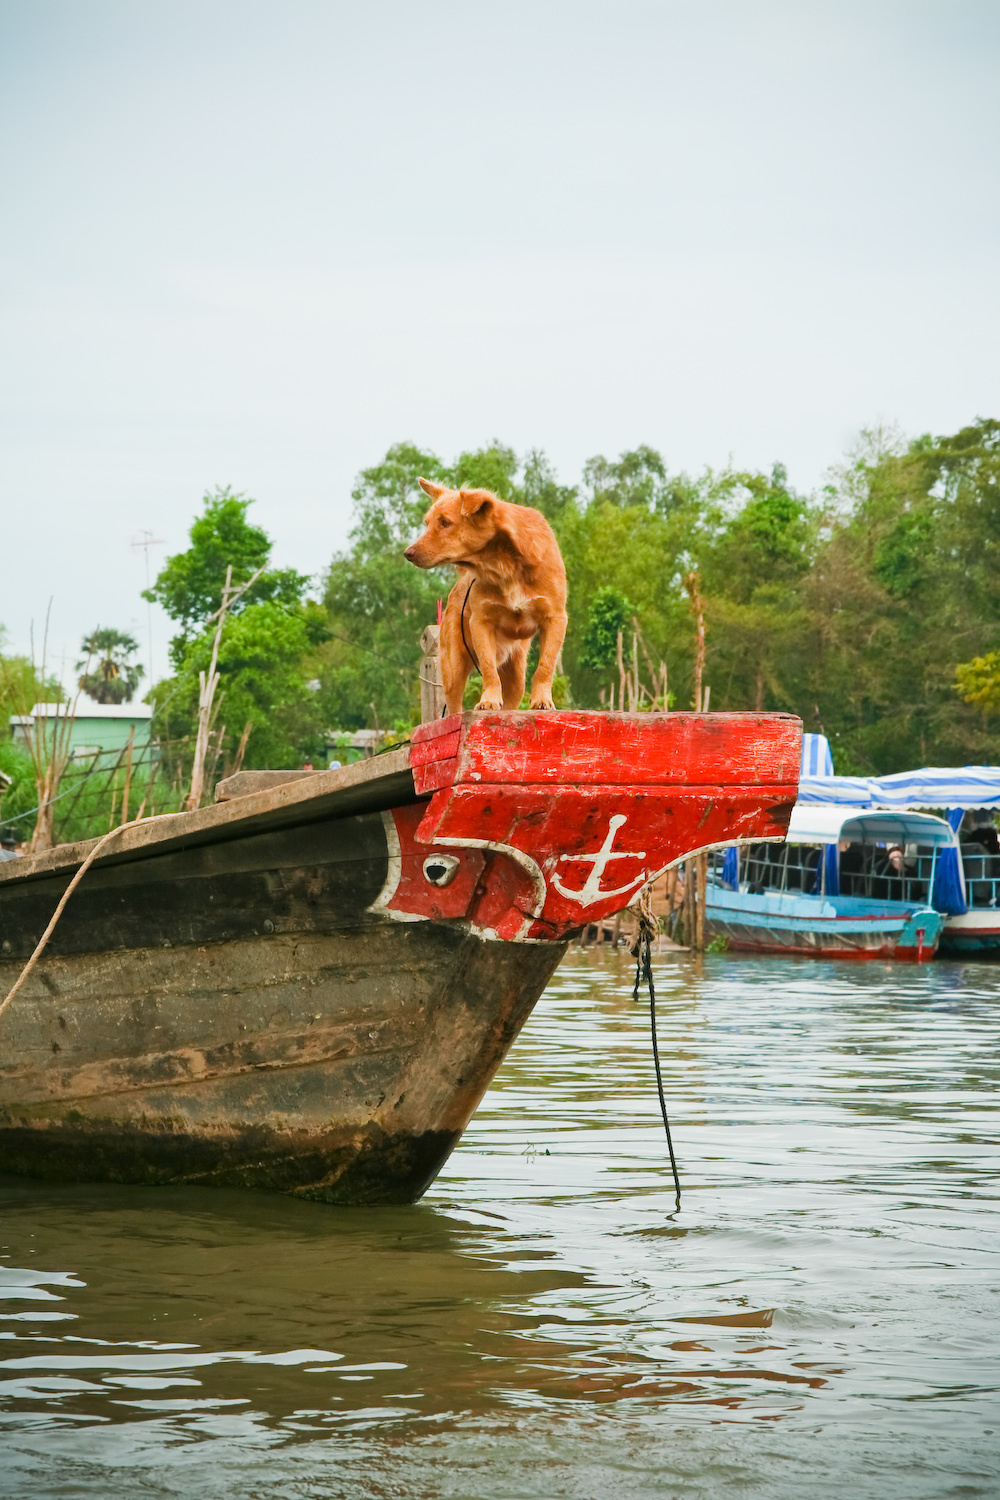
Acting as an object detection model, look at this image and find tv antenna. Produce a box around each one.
[131,530,166,693]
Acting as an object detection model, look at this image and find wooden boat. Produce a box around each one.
[705,804,950,962]
[942,873,1000,953]
[0,710,799,1204]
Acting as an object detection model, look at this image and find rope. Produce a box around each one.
[630,886,682,1210]
[0,814,154,1024]
[459,579,480,673]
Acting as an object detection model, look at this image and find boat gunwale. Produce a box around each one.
[0,746,417,889]
[0,708,802,893]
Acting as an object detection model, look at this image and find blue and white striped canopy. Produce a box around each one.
[798,767,1000,811]
[800,732,834,778]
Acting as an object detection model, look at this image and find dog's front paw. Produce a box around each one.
[474,692,504,711]
[528,693,555,711]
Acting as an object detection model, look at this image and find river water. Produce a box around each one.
[1,948,998,1498]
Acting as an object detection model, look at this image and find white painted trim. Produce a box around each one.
[367,810,424,922]
[365,814,550,941]
[428,836,549,943]
[430,836,547,917]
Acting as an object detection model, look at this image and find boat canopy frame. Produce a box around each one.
[785,804,957,849]
[725,805,957,905]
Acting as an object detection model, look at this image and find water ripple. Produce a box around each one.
[0,948,998,1497]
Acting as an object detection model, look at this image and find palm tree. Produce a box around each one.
[77,629,145,705]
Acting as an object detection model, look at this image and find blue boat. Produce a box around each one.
[797,763,1000,957]
[705,801,950,962]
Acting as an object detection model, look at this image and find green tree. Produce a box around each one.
[800,418,1000,770]
[144,487,309,662]
[152,601,328,771]
[579,587,636,671]
[955,652,1000,715]
[0,737,36,839]
[555,450,737,708]
[0,628,63,720]
[453,441,518,498]
[317,444,453,732]
[77,628,145,704]
[148,491,324,774]
[700,466,819,711]
[311,420,1000,770]
[583,446,667,510]
[513,449,578,524]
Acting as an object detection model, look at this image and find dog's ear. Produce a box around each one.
[459,488,494,518]
[418,477,447,500]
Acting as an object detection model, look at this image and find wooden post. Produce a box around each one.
[616,630,626,713]
[419,624,445,723]
[231,721,253,778]
[187,565,232,812]
[684,571,706,713]
[119,727,135,826]
[186,563,266,811]
[666,867,677,937]
[683,857,696,948]
[695,852,707,952]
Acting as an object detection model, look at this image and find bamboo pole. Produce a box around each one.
[231,721,253,777]
[187,565,232,811]
[684,572,706,713]
[119,728,135,826]
[683,858,696,948]
[186,563,266,812]
[1,605,83,853]
[695,853,707,952]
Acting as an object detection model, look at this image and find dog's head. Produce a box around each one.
[404,479,500,569]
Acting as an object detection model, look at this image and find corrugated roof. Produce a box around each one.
[16,702,153,721]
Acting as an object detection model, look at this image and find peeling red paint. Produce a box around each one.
[386,711,802,939]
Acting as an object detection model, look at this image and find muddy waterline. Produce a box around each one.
[1,948,998,1498]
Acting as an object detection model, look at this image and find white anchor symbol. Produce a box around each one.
[550,814,648,905]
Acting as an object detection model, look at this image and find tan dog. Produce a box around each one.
[404,480,568,713]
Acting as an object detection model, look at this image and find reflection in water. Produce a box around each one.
[1,950,998,1497]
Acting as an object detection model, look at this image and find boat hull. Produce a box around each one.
[0,804,570,1203]
[0,917,561,1204]
[0,710,802,1201]
[939,910,1000,956]
[705,887,942,962]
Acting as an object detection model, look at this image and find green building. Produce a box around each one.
[10,702,156,770]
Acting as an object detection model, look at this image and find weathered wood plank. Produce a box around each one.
[0,746,416,888]
[0,813,390,960]
[215,769,324,800]
[412,710,801,790]
[0,921,564,1203]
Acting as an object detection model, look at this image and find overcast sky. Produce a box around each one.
[1,0,998,689]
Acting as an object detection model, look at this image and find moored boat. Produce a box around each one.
[0,709,800,1204]
[797,764,1000,957]
[705,803,950,961]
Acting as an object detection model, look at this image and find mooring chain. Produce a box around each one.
[630,889,682,1210]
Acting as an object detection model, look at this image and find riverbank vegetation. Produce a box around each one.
[2,417,997,838]
[312,415,1000,775]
